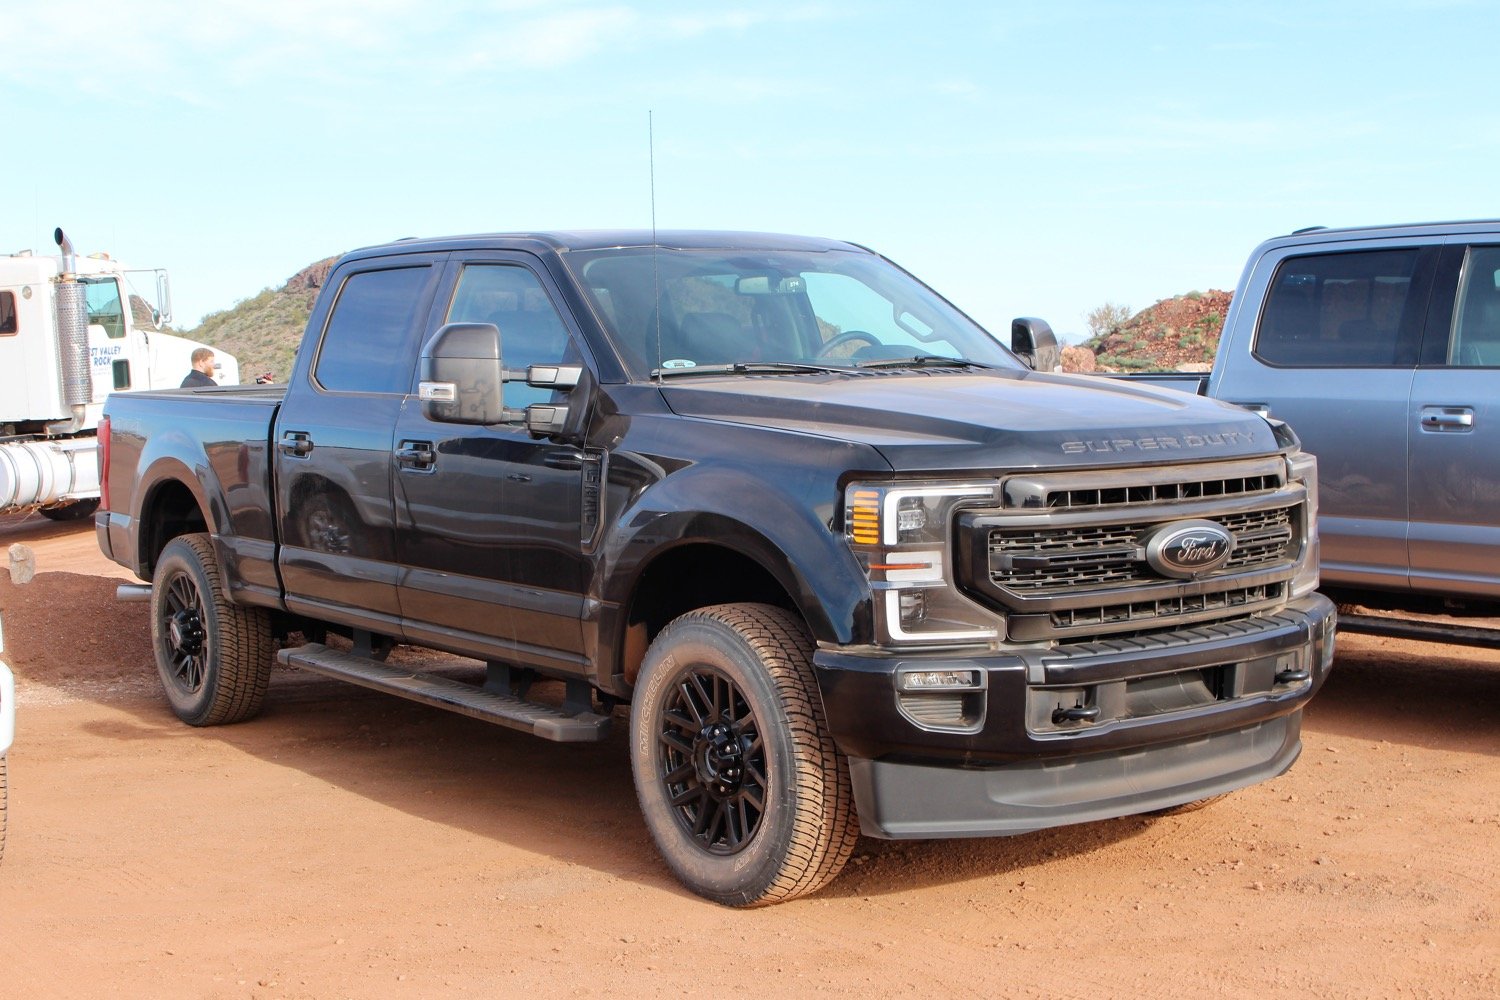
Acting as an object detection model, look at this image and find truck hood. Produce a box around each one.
[659,369,1282,472]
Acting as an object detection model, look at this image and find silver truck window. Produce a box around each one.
[314,266,431,394]
[1448,246,1500,367]
[1255,249,1420,367]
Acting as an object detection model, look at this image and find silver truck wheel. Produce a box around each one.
[629,603,858,906]
[150,533,274,726]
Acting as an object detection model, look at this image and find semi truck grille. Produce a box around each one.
[957,458,1306,643]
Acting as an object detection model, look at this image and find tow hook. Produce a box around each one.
[1052,702,1102,725]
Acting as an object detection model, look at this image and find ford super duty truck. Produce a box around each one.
[97,230,1335,905]
[1115,221,1500,645]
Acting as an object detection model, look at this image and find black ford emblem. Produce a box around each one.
[1145,519,1234,578]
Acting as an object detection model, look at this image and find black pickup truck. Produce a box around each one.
[97,230,1335,905]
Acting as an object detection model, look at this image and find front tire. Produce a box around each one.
[630,603,858,906]
[150,533,274,726]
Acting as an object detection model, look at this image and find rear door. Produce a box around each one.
[274,254,445,634]
[1212,240,1438,590]
[1407,242,1500,598]
[392,253,593,670]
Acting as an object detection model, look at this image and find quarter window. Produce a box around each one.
[315,266,432,394]
[1255,249,1422,367]
[0,291,15,335]
[1448,246,1500,367]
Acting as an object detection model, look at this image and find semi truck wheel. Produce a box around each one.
[150,533,274,726]
[629,603,858,906]
[38,498,100,521]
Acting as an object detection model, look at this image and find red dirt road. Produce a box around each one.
[0,513,1496,998]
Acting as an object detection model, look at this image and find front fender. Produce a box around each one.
[599,460,873,646]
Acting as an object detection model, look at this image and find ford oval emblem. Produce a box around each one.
[1144,519,1235,578]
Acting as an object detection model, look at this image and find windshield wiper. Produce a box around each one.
[854,355,997,370]
[652,361,849,379]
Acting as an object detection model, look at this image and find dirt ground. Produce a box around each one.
[0,513,1496,1000]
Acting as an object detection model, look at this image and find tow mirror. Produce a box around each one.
[419,322,510,425]
[1011,317,1062,373]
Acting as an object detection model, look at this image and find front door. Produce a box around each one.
[393,255,592,671]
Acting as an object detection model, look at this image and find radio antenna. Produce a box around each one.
[650,110,662,382]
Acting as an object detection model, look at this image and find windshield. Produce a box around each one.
[563,246,1023,378]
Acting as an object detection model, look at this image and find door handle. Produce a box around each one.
[543,449,584,471]
[1419,407,1474,431]
[279,431,314,457]
[396,440,436,469]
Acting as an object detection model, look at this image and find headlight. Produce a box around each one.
[1287,449,1320,598]
[844,480,1000,646]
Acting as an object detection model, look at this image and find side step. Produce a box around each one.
[1338,612,1500,650]
[276,643,612,742]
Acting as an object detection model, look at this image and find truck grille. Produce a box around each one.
[957,458,1306,643]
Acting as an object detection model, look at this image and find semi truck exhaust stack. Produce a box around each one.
[52,228,92,426]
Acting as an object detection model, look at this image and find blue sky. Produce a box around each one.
[5,1,1496,341]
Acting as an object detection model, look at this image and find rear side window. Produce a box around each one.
[0,291,15,335]
[315,266,431,393]
[1255,249,1422,367]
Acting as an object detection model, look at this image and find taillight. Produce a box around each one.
[98,415,111,512]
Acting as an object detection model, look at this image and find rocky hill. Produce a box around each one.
[186,257,337,381]
[1068,289,1232,373]
[181,255,1231,382]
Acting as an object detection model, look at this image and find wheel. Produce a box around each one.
[629,603,859,906]
[150,533,274,726]
[816,329,881,358]
[38,498,100,521]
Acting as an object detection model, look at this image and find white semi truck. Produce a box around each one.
[0,228,237,519]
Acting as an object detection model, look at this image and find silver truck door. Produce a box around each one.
[1407,242,1500,599]
[1213,242,1438,591]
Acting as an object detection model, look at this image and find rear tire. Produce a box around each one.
[629,603,858,906]
[150,533,274,726]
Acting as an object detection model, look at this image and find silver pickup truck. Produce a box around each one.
[1130,221,1500,641]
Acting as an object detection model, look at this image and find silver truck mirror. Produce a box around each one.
[419,322,506,424]
[1011,317,1062,373]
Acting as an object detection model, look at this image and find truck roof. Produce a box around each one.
[339,230,869,262]
[1266,219,1500,249]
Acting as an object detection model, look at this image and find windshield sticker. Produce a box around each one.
[661,359,697,369]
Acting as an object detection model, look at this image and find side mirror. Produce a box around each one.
[419,322,508,424]
[1011,317,1062,373]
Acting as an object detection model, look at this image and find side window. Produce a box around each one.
[0,291,16,335]
[1255,249,1421,367]
[446,264,577,407]
[83,278,126,339]
[315,266,432,394]
[1448,246,1500,367]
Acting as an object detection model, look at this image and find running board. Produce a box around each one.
[276,643,612,742]
[1338,612,1500,650]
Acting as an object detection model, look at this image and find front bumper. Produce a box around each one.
[813,593,1336,838]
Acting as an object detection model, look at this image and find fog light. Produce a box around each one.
[899,669,980,691]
